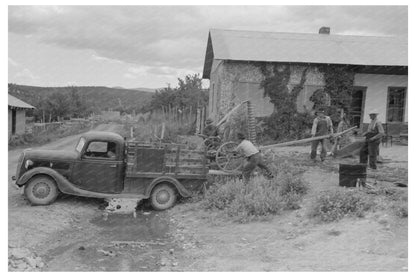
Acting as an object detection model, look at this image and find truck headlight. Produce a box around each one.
[25,160,34,169]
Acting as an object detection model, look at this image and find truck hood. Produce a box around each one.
[24,149,79,161]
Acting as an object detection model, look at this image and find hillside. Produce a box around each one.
[8,84,154,114]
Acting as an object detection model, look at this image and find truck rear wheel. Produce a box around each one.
[24,176,59,205]
[150,183,177,211]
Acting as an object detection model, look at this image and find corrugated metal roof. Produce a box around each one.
[203,29,408,78]
[8,94,35,109]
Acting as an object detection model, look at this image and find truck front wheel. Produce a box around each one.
[150,183,177,211]
[24,176,59,205]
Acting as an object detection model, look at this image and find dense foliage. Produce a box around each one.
[257,63,355,141]
[310,189,375,222]
[144,74,209,113]
[320,65,355,112]
[259,64,314,141]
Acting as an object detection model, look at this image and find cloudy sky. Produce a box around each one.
[8,5,407,89]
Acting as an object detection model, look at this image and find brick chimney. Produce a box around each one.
[319,26,330,34]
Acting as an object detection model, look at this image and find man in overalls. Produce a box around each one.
[360,110,384,170]
[310,107,334,162]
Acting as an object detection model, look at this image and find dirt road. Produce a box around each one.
[8,124,179,271]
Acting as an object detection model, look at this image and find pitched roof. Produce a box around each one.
[203,29,408,78]
[8,94,35,109]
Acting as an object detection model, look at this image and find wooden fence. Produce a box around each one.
[132,105,207,135]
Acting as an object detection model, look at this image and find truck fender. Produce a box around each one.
[16,167,71,193]
[145,176,191,198]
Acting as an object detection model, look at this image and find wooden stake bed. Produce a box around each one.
[126,142,208,178]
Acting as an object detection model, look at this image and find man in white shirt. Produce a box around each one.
[236,133,274,180]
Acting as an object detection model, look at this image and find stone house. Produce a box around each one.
[8,94,35,138]
[202,28,408,131]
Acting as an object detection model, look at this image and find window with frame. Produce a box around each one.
[84,141,117,159]
[387,87,406,122]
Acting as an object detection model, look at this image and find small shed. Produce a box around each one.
[8,94,35,137]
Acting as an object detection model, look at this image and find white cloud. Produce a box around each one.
[91,53,124,64]
[8,57,19,67]
[336,30,389,37]
[123,73,136,79]
[14,68,38,80]
[127,66,146,75]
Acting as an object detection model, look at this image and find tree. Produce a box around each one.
[44,92,71,121]
[68,86,87,118]
[145,73,208,113]
[260,64,310,140]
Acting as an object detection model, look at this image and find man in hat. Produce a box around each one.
[202,118,218,137]
[310,107,334,162]
[360,110,384,170]
[201,118,220,151]
[236,132,274,180]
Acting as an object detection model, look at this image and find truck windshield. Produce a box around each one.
[75,137,86,153]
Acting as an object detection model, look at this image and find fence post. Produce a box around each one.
[161,122,165,139]
[196,107,201,134]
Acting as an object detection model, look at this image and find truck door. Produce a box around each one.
[72,140,124,193]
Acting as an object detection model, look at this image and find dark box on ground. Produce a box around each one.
[339,164,367,187]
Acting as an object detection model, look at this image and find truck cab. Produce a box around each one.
[71,132,125,194]
[13,131,208,210]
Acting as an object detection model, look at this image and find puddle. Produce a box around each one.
[44,211,178,271]
[90,212,170,241]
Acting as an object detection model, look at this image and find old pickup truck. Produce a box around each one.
[12,131,208,210]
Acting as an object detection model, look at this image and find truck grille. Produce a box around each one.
[15,152,25,181]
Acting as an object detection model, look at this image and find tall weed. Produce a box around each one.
[310,189,375,222]
[203,172,308,223]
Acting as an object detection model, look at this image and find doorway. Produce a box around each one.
[349,87,366,129]
[11,109,16,135]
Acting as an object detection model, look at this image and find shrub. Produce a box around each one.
[202,178,243,210]
[279,174,308,197]
[310,189,375,222]
[226,178,281,222]
[393,203,408,218]
[203,172,308,223]
[279,174,308,210]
